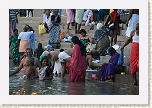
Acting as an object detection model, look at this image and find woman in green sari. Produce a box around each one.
[9,29,20,65]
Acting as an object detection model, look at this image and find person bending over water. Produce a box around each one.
[58,48,73,78]
[86,50,100,69]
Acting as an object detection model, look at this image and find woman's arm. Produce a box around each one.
[121,30,134,51]
[87,56,99,69]
[88,36,93,43]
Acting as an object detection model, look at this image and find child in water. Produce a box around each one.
[37,57,53,81]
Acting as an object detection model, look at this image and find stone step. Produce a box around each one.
[85,71,138,85]
[114,73,139,85]
[33,9,44,17]
[17,17,43,23]
[17,16,67,23]
[17,28,127,38]
[16,23,40,30]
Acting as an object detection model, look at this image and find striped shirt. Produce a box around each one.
[9,9,20,21]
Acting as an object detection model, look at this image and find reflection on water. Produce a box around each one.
[9,66,139,95]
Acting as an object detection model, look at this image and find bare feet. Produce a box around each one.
[105,79,114,82]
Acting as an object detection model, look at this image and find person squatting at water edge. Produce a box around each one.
[121,22,139,86]
[98,46,122,82]
[9,48,41,79]
[86,50,101,69]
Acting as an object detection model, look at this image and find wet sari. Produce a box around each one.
[67,44,86,82]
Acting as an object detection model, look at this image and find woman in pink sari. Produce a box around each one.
[67,36,86,82]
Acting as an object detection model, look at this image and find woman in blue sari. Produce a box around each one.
[99,46,122,82]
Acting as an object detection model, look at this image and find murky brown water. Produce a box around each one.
[9,65,139,95]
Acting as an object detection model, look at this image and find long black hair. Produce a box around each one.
[79,29,87,34]
[71,36,86,56]
[107,46,116,56]
[37,43,45,59]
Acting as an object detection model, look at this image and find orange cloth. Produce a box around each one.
[60,32,65,41]
[19,40,30,52]
[130,42,139,74]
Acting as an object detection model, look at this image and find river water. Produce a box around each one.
[9,65,139,95]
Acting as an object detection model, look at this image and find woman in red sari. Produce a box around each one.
[67,36,86,82]
[121,22,139,86]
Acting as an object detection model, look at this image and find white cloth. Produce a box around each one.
[42,13,46,23]
[132,32,139,43]
[126,14,139,37]
[53,59,62,74]
[18,31,33,40]
[45,15,52,28]
[83,9,91,21]
[38,66,48,80]
[42,51,50,56]
[58,51,71,62]
[97,23,103,30]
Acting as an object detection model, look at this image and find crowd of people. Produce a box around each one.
[9,9,139,86]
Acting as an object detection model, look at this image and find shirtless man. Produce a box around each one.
[23,56,35,80]
[41,50,61,77]
[9,48,41,77]
[58,48,73,78]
